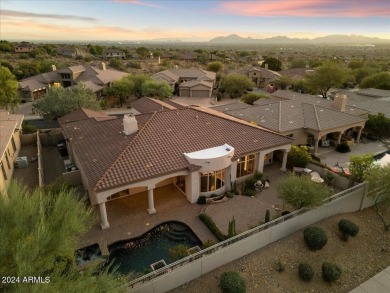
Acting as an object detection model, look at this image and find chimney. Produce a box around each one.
[101,62,106,71]
[123,114,138,135]
[332,94,347,112]
[52,64,57,71]
[158,56,161,64]
[265,63,269,70]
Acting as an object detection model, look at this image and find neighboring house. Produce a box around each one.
[103,49,125,59]
[18,63,128,101]
[152,68,216,98]
[14,42,35,53]
[58,107,293,229]
[234,66,281,88]
[0,113,24,194]
[212,93,367,155]
[57,47,86,58]
[271,90,369,118]
[179,52,198,61]
[333,88,390,118]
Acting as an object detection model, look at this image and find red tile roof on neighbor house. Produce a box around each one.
[59,107,292,192]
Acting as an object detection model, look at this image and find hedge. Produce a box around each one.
[199,213,226,241]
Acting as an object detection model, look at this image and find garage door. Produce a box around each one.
[180,89,190,97]
[191,90,210,98]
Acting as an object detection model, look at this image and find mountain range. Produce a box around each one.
[209,34,390,44]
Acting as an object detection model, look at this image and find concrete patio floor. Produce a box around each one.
[79,184,217,254]
[205,163,293,235]
[318,141,390,168]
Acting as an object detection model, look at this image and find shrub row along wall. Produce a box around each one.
[129,183,372,293]
[36,131,44,187]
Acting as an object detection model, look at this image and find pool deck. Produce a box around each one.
[79,185,218,255]
[79,164,289,256]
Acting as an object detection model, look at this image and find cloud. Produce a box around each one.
[1,9,97,21]
[113,0,164,8]
[219,0,390,17]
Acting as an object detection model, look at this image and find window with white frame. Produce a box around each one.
[236,154,256,178]
[200,169,226,192]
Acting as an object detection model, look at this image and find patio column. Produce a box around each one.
[281,150,288,172]
[314,138,320,155]
[257,151,265,173]
[336,132,343,144]
[356,127,363,143]
[99,202,110,229]
[147,188,156,214]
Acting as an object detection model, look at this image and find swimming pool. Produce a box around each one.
[107,221,201,274]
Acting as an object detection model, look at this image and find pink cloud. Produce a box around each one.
[219,0,390,17]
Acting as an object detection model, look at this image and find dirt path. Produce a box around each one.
[170,207,390,293]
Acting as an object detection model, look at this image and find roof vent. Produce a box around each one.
[123,114,138,135]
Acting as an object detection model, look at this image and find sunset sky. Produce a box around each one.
[1,0,389,41]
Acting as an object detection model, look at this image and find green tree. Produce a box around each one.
[129,74,152,98]
[240,92,269,105]
[136,47,149,59]
[365,113,390,136]
[360,72,390,90]
[0,60,14,72]
[353,67,378,84]
[262,57,282,71]
[349,153,374,184]
[0,40,13,52]
[348,60,364,70]
[33,83,101,120]
[274,76,293,90]
[109,58,125,71]
[0,181,124,293]
[206,61,223,73]
[106,76,134,107]
[220,74,255,99]
[277,173,332,209]
[0,66,19,110]
[141,80,173,98]
[305,62,347,98]
[286,145,311,169]
[364,164,390,231]
[14,60,41,79]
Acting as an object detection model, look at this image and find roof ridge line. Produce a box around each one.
[94,111,158,191]
[313,104,321,130]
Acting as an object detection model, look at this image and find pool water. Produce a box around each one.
[373,150,390,161]
[107,221,201,274]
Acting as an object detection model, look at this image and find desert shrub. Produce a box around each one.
[324,171,336,185]
[298,263,314,282]
[243,189,256,197]
[199,213,226,241]
[338,219,359,241]
[127,60,142,69]
[303,227,328,250]
[287,145,311,168]
[169,244,189,261]
[322,262,342,282]
[197,196,207,205]
[253,171,263,181]
[335,143,351,153]
[202,239,215,249]
[219,271,246,293]
[22,122,37,134]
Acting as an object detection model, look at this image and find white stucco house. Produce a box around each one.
[58,102,293,229]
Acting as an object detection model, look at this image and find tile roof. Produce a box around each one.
[130,97,171,114]
[152,68,216,83]
[272,90,368,117]
[19,64,127,93]
[332,89,390,118]
[57,108,114,124]
[224,100,366,133]
[59,107,292,192]
[210,102,252,112]
[355,88,390,98]
[179,80,213,88]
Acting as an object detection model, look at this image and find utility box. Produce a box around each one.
[15,156,28,169]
